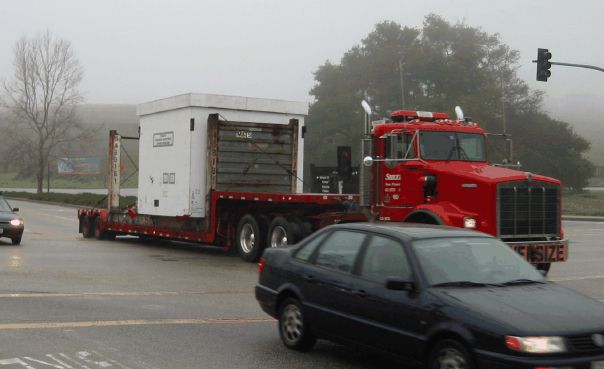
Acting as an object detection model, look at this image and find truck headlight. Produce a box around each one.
[10,219,22,227]
[505,336,567,353]
[463,217,476,229]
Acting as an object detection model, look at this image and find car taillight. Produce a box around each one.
[258,257,265,274]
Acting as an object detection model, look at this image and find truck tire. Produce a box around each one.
[80,216,93,239]
[236,214,265,262]
[535,263,551,276]
[268,216,301,248]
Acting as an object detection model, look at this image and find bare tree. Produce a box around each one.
[2,31,84,193]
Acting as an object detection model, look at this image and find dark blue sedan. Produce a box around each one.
[255,223,604,369]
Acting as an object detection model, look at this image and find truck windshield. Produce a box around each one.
[419,131,485,161]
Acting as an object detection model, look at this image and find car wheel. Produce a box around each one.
[11,236,22,245]
[268,216,300,248]
[94,217,105,240]
[429,339,475,369]
[236,214,265,262]
[278,298,316,351]
[80,216,93,238]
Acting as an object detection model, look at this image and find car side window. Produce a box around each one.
[314,230,365,273]
[294,232,329,262]
[360,235,411,284]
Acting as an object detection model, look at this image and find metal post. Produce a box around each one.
[47,161,50,193]
[108,130,121,210]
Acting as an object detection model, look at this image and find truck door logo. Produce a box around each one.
[385,174,401,181]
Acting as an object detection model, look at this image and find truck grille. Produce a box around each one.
[497,180,560,239]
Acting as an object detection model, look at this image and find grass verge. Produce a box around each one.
[3,191,137,208]
[564,190,604,216]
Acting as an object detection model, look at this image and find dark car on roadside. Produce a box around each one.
[0,194,24,245]
[255,223,604,369]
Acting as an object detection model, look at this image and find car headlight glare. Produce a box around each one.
[10,219,22,227]
[463,217,476,229]
[505,336,567,353]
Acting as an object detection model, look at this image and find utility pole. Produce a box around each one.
[399,59,406,108]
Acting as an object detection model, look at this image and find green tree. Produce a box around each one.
[306,15,593,189]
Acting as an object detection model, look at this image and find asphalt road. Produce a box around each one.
[0,200,603,369]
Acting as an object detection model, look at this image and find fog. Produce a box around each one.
[0,0,602,124]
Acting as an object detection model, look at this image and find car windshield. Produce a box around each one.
[0,197,12,212]
[419,131,486,161]
[412,237,544,286]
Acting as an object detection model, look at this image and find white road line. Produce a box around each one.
[0,290,252,298]
[0,318,274,330]
[550,275,604,282]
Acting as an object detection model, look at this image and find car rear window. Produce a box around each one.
[314,230,365,273]
[294,232,328,262]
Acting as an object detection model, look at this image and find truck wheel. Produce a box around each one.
[535,263,551,276]
[80,216,93,238]
[236,214,265,262]
[268,216,300,248]
[93,217,105,240]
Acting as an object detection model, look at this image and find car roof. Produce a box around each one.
[323,222,492,242]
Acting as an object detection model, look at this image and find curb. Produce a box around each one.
[563,215,604,222]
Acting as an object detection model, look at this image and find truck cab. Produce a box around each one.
[363,109,567,272]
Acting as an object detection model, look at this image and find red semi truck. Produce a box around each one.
[78,93,567,272]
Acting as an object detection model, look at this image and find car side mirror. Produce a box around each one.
[385,277,415,292]
[12,208,19,212]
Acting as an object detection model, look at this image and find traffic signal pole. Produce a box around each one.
[546,61,604,73]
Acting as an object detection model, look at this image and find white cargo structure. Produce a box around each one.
[136,93,308,218]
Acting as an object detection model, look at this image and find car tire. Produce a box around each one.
[80,216,93,238]
[11,236,22,245]
[268,216,300,248]
[93,217,105,240]
[278,298,316,351]
[236,214,265,262]
[429,339,475,369]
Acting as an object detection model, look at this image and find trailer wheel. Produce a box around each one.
[93,217,105,240]
[268,216,300,248]
[80,216,93,239]
[236,214,265,262]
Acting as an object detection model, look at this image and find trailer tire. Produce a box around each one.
[268,216,300,248]
[80,216,93,239]
[290,216,312,239]
[236,214,265,262]
[93,217,105,240]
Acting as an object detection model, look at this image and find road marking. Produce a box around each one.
[550,275,604,282]
[0,290,252,298]
[0,318,274,330]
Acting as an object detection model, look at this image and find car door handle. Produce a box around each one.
[354,289,367,298]
[303,274,314,283]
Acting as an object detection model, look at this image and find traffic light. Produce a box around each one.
[536,48,552,82]
[337,146,352,179]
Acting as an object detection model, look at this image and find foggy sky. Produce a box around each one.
[0,0,602,125]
